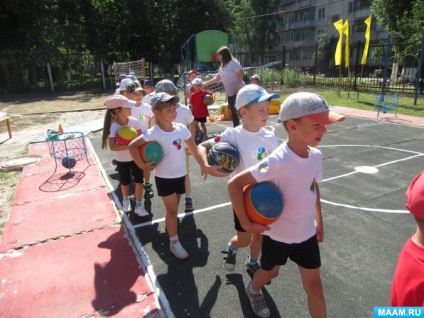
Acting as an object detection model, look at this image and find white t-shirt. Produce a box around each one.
[131,103,154,133]
[175,103,194,126]
[219,60,244,97]
[143,92,155,105]
[142,123,191,178]
[250,141,323,244]
[109,117,142,162]
[211,125,279,175]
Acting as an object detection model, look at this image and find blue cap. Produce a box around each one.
[144,80,154,87]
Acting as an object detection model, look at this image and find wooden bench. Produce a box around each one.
[0,112,12,139]
[373,94,399,119]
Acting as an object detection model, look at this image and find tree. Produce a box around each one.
[371,0,424,60]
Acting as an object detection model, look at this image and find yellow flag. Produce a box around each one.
[361,15,372,65]
[334,19,344,66]
[343,20,350,68]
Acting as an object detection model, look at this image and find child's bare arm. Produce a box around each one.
[227,170,271,234]
[128,136,156,171]
[186,138,226,179]
[314,181,324,242]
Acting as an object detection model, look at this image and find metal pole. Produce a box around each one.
[382,35,391,98]
[414,33,424,105]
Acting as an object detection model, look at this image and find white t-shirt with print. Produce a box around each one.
[211,125,279,175]
[175,103,194,126]
[219,60,244,97]
[249,141,323,244]
[142,123,191,178]
[109,116,142,162]
[143,92,155,105]
[131,103,154,132]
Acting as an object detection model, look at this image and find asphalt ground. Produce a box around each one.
[90,114,424,318]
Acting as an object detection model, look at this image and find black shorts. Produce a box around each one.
[194,117,207,123]
[261,235,321,271]
[155,175,186,197]
[116,161,144,185]
[233,209,246,233]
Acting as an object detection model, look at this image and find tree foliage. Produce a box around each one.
[371,0,424,59]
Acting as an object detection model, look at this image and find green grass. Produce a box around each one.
[277,89,424,118]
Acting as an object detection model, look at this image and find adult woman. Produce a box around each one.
[203,46,244,127]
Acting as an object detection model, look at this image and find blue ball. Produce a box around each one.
[61,157,76,169]
[207,142,240,173]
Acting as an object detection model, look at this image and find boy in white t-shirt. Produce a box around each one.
[227,92,345,318]
[198,84,280,275]
[126,82,155,198]
[154,79,197,212]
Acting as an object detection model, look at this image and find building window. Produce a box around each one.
[331,14,340,22]
[282,31,294,42]
[348,1,355,14]
[318,8,325,20]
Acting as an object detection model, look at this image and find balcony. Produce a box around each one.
[293,0,316,9]
[354,8,371,19]
[293,19,315,29]
[293,40,315,48]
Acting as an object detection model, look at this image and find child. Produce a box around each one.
[227,92,345,317]
[390,170,424,306]
[189,77,213,143]
[185,69,198,101]
[250,74,260,85]
[126,82,155,198]
[143,80,155,105]
[154,79,197,212]
[129,92,217,259]
[101,94,149,217]
[198,84,280,274]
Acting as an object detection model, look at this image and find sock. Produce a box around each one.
[136,201,142,207]
[170,235,179,243]
[249,283,261,295]
[123,196,130,201]
[144,183,152,187]
[185,194,192,199]
[247,256,258,265]
[228,241,237,253]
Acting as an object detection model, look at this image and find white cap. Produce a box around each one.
[278,92,345,124]
[250,74,260,80]
[119,78,133,91]
[191,78,202,85]
[235,84,279,111]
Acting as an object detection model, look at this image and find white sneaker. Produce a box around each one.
[122,198,131,212]
[170,240,189,259]
[134,205,149,217]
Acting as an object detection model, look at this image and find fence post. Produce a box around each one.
[353,41,361,90]
[100,62,106,90]
[46,62,54,92]
[414,33,424,105]
[314,43,318,86]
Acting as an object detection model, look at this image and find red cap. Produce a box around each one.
[405,171,424,219]
[188,70,198,76]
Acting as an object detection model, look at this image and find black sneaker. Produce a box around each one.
[246,261,261,274]
[222,249,237,271]
[143,183,154,198]
[184,198,194,212]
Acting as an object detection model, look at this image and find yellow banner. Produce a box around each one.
[343,20,350,68]
[361,15,372,65]
[334,19,344,66]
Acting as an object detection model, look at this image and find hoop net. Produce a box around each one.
[113,59,146,81]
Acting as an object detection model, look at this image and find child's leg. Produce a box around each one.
[143,169,154,198]
[134,182,143,203]
[298,266,326,318]
[121,184,130,198]
[161,193,180,237]
[201,122,207,137]
[248,233,263,263]
[251,266,280,292]
[229,231,251,249]
[144,169,151,184]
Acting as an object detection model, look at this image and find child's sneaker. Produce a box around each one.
[222,245,237,271]
[245,282,270,318]
[122,198,131,212]
[170,240,189,259]
[134,205,149,217]
[246,260,261,274]
[143,183,154,198]
[184,198,194,212]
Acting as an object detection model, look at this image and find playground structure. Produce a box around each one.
[179,30,239,104]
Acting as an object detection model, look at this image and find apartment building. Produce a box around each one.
[260,0,389,67]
